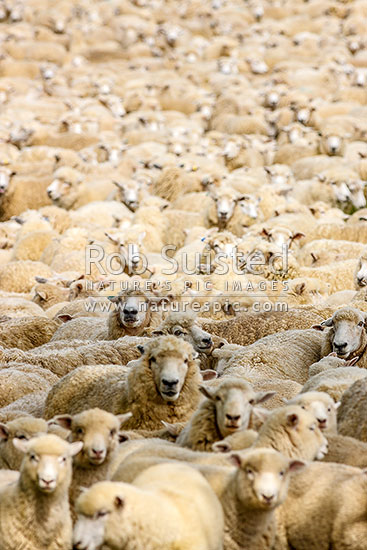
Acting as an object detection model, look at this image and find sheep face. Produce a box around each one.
[115,294,149,328]
[331,182,351,205]
[238,195,260,219]
[355,253,367,287]
[74,482,124,550]
[52,409,132,467]
[261,227,304,249]
[230,449,304,510]
[201,382,274,437]
[13,434,82,493]
[210,189,239,225]
[149,351,190,402]
[286,392,338,432]
[0,168,12,197]
[320,134,345,156]
[348,180,366,210]
[47,168,83,209]
[113,180,140,211]
[323,309,367,358]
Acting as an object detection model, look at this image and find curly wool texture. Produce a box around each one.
[45,337,203,430]
[338,378,367,442]
[0,364,58,407]
[221,329,325,385]
[199,308,328,347]
[0,317,60,351]
[0,392,48,422]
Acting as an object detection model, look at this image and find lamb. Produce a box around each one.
[73,463,224,550]
[50,289,162,341]
[50,408,132,514]
[337,378,367,441]
[284,391,339,433]
[44,336,204,430]
[0,316,61,350]
[218,449,305,550]
[0,434,83,550]
[176,378,275,451]
[0,416,49,469]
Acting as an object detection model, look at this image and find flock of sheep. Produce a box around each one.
[1,0,367,549]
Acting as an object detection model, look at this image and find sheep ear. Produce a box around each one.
[229,453,242,467]
[260,228,270,238]
[52,415,73,430]
[252,407,270,423]
[294,282,306,295]
[0,424,9,441]
[254,391,276,404]
[335,401,341,409]
[117,412,132,427]
[105,232,119,245]
[137,344,145,355]
[114,496,124,510]
[118,432,130,443]
[286,413,299,427]
[37,290,47,300]
[199,385,215,400]
[212,440,232,453]
[69,441,84,457]
[108,295,119,303]
[112,180,124,189]
[201,369,217,381]
[138,231,146,244]
[310,253,318,264]
[346,356,359,366]
[311,324,325,331]
[288,460,306,473]
[321,317,333,327]
[57,314,73,323]
[35,276,48,283]
[291,232,305,241]
[328,352,337,357]
[13,438,31,453]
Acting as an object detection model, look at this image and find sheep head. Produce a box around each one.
[319,307,367,359]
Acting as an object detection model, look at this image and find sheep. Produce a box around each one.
[0,391,49,423]
[50,408,132,515]
[284,391,339,434]
[0,365,57,408]
[0,171,52,222]
[276,461,367,550]
[316,307,367,367]
[217,449,305,550]
[32,280,70,310]
[0,296,46,318]
[297,239,367,267]
[307,353,359,377]
[199,308,329,347]
[0,316,60,350]
[337,378,367,442]
[176,378,275,451]
[355,246,367,288]
[73,463,224,550]
[0,416,49,469]
[44,336,204,430]
[50,289,163,341]
[219,328,325,385]
[0,434,83,550]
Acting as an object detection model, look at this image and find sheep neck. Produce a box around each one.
[221,473,275,549]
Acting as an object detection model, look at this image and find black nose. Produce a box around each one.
[226,414,241,421]
[334,342,347,350]
[262,494,274,503]
[123,308,138,316]
[162,378,179,388]
[318,418,327,427]
[202,337,212,345]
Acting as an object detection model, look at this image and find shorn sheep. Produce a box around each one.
[73,463,224,550]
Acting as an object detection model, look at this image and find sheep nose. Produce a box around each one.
[73,543,85,550]
[47,189,53,197]
[317,418,327,428]
[202,337,213,346]
[226,414,241,422]
[91,449,104,458]
[162,378,179,388]
[262,494,274,504]
[334,342,347,351]
[123,308,138,316]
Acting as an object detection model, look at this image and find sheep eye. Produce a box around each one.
[30,454,38,462]
[174,330,184,336]
[215,395,221,402]
[327,407,331,412]
[149,357,156,363]
[184,358,188,364]
[309,425,315,431]
[301,405,306,410]
[358,321,364,327]
[96,510,109,519]
[279,470,285,477]
[249,399,255,405]
[76,428,84,435]
[110,429,117,437]
[245,468,253,477]
[17,435,27,440]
